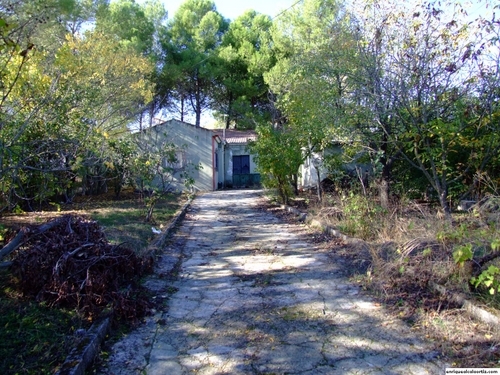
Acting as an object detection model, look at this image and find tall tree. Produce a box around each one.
[60,0,107,35]
[264,0,358,200]
[213,10,275,129]
[95,0,167,128]
[349,0,500,218]
[95,0,157,55]
[158,0,227,126]
[1,0,72,209]
[0,1,154,211]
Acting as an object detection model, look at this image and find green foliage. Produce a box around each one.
[471,265,500,296]
[212,10,275,128]
[0,11,153,210]
[444,226,500,296]
[422,248,433,257]
[107,137,136,198]
[0,287,78,375]
[90,191,181,248]
[249,124,303,204]
[338,192,379,239]
[492,239,500,252]
[95,0,163,55]
[0,224,6,242]
[322,153,346,185]
[452,244,474,266]
[1,0,499,225]
[440,223,499,269]
[157,0,227,126]
[437,223,470,244]
[265,0,356,151]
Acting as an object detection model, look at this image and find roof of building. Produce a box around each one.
[141,120,258,144]
[213,129,257,144]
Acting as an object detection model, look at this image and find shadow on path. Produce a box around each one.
[101,190,446,375]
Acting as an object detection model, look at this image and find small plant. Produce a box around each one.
[399,264,406,274]
[437,223,469,244]
[452,244,474,266]
[469,239,500,295]
[339,192,379,239]
[0,224,6,241]
[49,201,61,212]
[422,247,432,257]
[492,239,500,251]
[471,265,500,295]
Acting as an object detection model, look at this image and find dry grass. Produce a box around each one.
[1,188,186,254]
[286,190,500,367]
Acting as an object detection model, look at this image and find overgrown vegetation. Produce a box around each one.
[283,181,500,367]
[252,0,500,221]
[249,3,500,364]
[2,0,500,370]
[0,190,185,375]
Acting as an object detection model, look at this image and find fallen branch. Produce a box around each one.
[430,282,500,329]
[8,215,153,321]
[0,216,66,261]
[472,251,500,277]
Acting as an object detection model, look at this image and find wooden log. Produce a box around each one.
[0,216,66,261]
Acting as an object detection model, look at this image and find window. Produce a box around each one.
[164,149,186,170]
[233,155,250,174]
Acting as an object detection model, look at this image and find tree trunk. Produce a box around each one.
[194,75,202,127]
[277,176,288,205]
[379,178,389,209]
[438,187,453,221]
[180,94,185,122]
[378,139,391,209]
[195,105,201,127]
[226,92,233,129]
[291,174,299,196]
[314,164,322,202]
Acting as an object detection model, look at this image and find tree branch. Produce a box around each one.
[0,216,67,261]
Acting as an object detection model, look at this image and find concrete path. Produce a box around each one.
[98,189,446,375]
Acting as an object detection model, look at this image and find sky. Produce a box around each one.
[162,0,300,21]
[161,0,491,21]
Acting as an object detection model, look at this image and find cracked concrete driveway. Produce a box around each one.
[98,189,446,375]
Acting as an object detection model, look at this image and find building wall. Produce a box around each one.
[138,120,260,191]
[223,143,259,187]
[299,145,371,189]
[299,145,342,189]
[139,119,216,192]
[299,153,328,189]
[216,141,225,189]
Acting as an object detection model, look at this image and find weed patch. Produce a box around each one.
[282,190,500,367]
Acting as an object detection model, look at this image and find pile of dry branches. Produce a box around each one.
[4,215,153,322]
